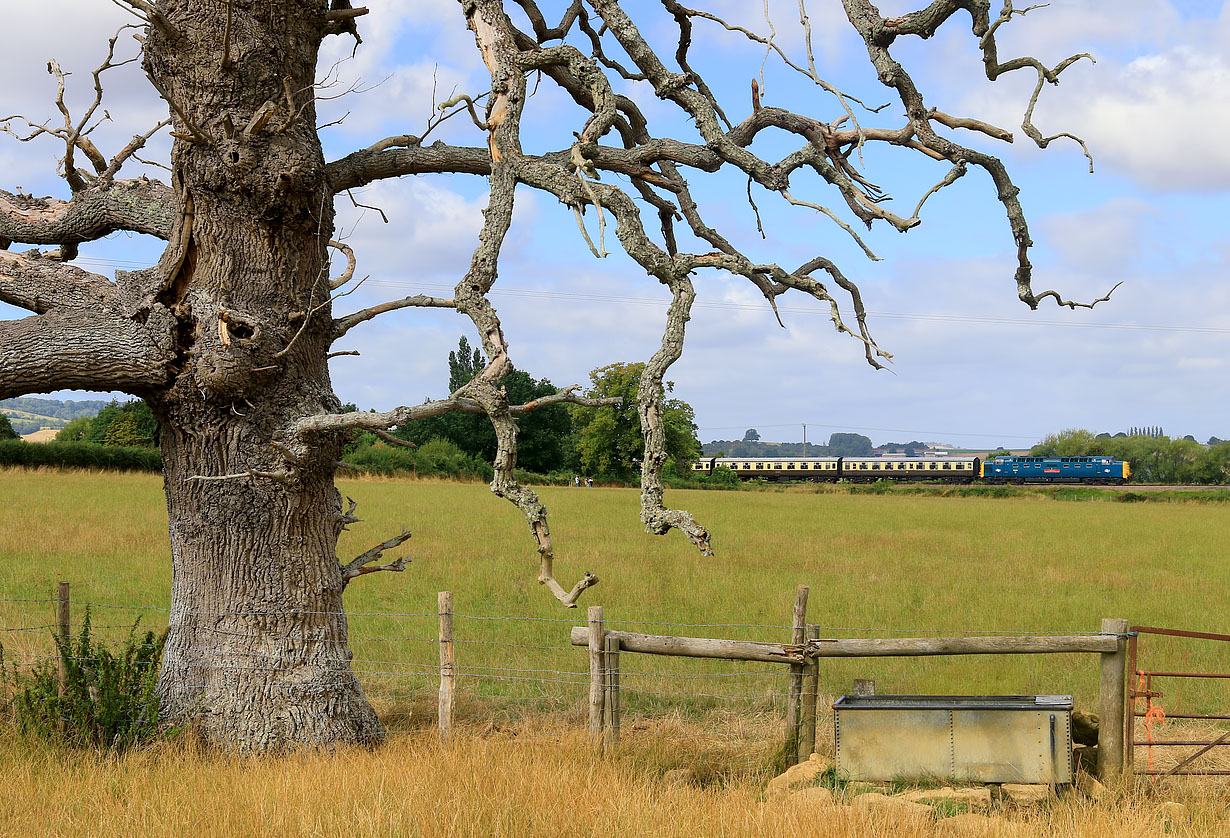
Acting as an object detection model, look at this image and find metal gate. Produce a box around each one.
[1127,626,1230,776]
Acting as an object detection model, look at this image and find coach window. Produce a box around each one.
[774,463,782,469]
[943,463,951,470]
[787,463,795,470]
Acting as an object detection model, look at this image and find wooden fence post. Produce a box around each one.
[56,581,70,695]
[588,605,605,741]
[784,584,809,765]
[604,634,620,747]
[1098,617,1129,780]
[438,591,455,746]
[799,624,820,761]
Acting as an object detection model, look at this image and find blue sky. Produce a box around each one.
[2,1,1227,448]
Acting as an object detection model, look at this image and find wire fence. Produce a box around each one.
[0,591,796,744]
[0,588,1194,753]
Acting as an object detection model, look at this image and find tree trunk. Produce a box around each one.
[140,1,381,749]
[155,402,382,750]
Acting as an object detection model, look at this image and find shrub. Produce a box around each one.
[0,440,163,471]
[2,609,166,752]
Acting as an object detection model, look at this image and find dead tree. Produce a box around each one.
[0,1,1110,750]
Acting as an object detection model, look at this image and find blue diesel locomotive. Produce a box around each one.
[690,455,1130,484]
[980,455,1131,484]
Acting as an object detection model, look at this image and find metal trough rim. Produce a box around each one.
[834,694,1074,711]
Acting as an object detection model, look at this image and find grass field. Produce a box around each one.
[1,469,1228,836]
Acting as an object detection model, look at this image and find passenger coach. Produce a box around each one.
[691,454,1131,484]
[690,456,979,482]
[690,457,840,480]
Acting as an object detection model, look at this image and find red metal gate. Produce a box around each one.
[1127,626,1230,776]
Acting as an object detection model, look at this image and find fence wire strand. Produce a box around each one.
[1,591,1139,739]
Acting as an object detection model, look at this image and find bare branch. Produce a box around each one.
[1032,280,1123,310]
[909,161,967,221]
[144,72,210,145]
[0,179,175,246]
[928,108,1013,143]
[184,469,294,485]
[113,0,181,41]
[100,119,172,181]
[294,389,620,438]
[324,6,370,23]
[436,93,491,131]
[0,249,111,313]
[368,428,416,449]
[637,274,712,554]
[327,240,357,290]
[340,528,412,587]
[0,300,175,400]
[333,294,455,339]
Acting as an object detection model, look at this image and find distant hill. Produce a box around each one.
[0,397,110,436]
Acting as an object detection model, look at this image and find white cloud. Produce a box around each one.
[947,3,1230,191]
[335,178,486,281]
[1037,198,1159,273]
[1063,47,1230,190]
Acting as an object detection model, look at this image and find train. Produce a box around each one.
[690,455,1132,484]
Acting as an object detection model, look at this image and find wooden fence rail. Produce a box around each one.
[570,612,1129,780]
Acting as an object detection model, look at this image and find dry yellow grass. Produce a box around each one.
[19,429,59,443]
[0,719,1227,838]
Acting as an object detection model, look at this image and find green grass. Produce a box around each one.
[1,469,1228,725]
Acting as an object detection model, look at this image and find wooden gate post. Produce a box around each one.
[588,605,605,741]
[784,584,809,765]
[799,624,820,761]
[1097,617,1129,780]
[604,634,621,747]
[438,591,455,745]
[56,581,70,695]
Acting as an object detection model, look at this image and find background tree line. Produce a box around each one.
[0,399,162,471]
[0,397,110,435]
[702,431,875,458]
[341,338,703,484]
[0,341,706,482]
[1031,429,1230,484]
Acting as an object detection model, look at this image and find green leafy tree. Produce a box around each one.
[103,412,151,447]
[0,413,18,440]
[1033,429,1227,484]
[743,428,760,442]
[396,337,572,473]
[1032,428,1099,457]
[1195,442,1230,485]
[571,362,699,481]
[84,399,158,447]
[827,433,873,457]
[56,416,92,442]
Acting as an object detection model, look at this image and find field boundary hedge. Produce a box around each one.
[0,440,162,472]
